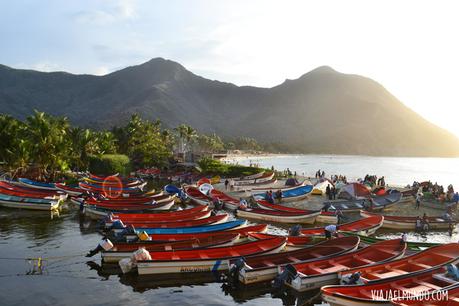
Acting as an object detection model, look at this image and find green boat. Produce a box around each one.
[341,232,440,251]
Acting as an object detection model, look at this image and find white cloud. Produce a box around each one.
[94,66,110,75]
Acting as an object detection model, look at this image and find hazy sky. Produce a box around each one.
[1,0,458,137]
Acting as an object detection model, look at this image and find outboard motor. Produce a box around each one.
[288,225,302,236]
[227,257,246,282]
[86,238,114,257]
[447,264,459,280]
[341,271,362,285]
[272,264,298,289]
[109,219,126,231]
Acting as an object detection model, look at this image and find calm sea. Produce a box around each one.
[229,154,459,189]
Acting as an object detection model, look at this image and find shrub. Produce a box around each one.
[88,154,131,176]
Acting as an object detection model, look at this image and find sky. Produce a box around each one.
[1,0,458,137]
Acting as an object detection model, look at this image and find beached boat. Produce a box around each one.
[321,264,459,306]
[110,214,229,232]
[233,172,274,186]
[236,207,320,224]
[210,189,240,211]
[82,201,176,219]
[360,210,455,230]
[79,181,144,194]
[339,243,459,284]
[133,219,247,235]
[184,186,211,206]
[253,185,313,203]
[0,184,67,201]
[256,200,338,224]
[0,193,62,210]
[323,191,403,213]
[17,178,58,191]
[54,183,84,196]
[236,236,360,284]
[250,180,306,193]
[299,215,384,236]
[145,224,268,242]
[135,236,286,275]
[341,232,440,251]
[101,233,240,263]
[392,282,459,306]
[282,239,406,292]
[232,178,278,191]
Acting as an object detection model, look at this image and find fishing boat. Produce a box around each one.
[360,210,454,230]
[101,233,240,263]
[232,178,278,191]
[236,207,320,224]
[250,180,306,193]
[0,193,62,210]
[253,185,313,203]
[54,183,84,196]
[184,186,211,206]
[340,232,440,251]
[233,172,275,186]
[339,243,459,284]
[17,178,58,190]
[105,206,211,227]
[210,189,240,211]
[392,282,459,306]
[316,211,339,224]
[0,184,67,201]
[82,201,176,219]
[282,239,406,292]
[132,219,247,235]
[236,236,360,284]
[110,214,229,233]
[79,181,144,194]
[321,264,459,306]
[248,232,326,250]
[145,224,268,242]
[299,216,384,236]
[134,236,286,275]
[0,181,65,198]
[323,191,403,213]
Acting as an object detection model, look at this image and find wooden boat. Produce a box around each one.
[253,185,313,203]
[236,171,266,181]
[341,232,440,251]
[299,216,384,236]
[135,236,286,275]
[83,193,172,205]
[392,282,459,306]
[360,210,454,230]
[184,186,211,206]
[54,183,84,196]
[135,219,247,235]
[82,201,176,219]
[283,239,406,292]
[233,172,275,186]
[236,236,360,284]
[251,180,306,193]
[321,265,459,306]
[248,232,326,250]
[339,243,459,285]
[210,189,240,211]
[101,233,240,263]
[236,207,320,224]
[0,181,66,199]
[85,174,142,186]
[0,193,61,210]
[316,211,339,224]
[0,185,65,201]
[79,181,143,194]
[105,207,211,227]
[17,178,57,190]
[323,191,402,213]
[145,224,268,242]
[111,214,229,232]
[232,178,278,191]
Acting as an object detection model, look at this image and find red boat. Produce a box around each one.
[110,205,208,220]
[184,186,211,205]
[54,183,84,196]
[248,232,326,249]
[210,189,240,210]
[321,264,457,306]
[147,224,268,242]
[0,181,64,198]
[236,236,360,284]
[282,239,406,292]
[136,236,286,275]
[338,243,459,284]
[113,214,228,229]
[299,215,383,236]
[101,233,240,263]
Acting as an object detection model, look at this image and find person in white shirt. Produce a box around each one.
[324,224,337,239]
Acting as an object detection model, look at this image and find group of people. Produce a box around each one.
[315,169,325,179]
[363,174,385,187]
[412,181,459,204]
[330,174,347,184]
[325,184,337,200]
[265,189,283,204]
[224,178,235,191]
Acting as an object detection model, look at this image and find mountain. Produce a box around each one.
[1,58,459,157]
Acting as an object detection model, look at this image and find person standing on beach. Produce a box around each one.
[224,179,229,190]
[415,191,422,209]
[326,184,332,200]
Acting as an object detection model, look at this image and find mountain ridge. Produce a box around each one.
[1,58,458,157]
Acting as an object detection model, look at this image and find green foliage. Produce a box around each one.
[88,154,131,176]
[226,136,262,151]
[198,157,264,177]
[197,133,225,152]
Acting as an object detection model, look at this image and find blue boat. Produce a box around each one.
[18,178,57,190]
[254,184,313,202]
[137,219,247,234]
